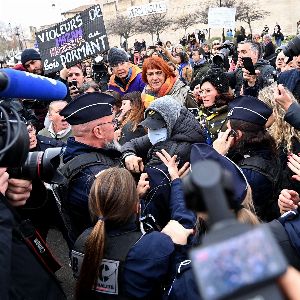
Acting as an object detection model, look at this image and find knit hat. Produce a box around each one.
[21,49,41,67]
[140,96,182,138]
[200,69,230,95]
[108,48,129,66]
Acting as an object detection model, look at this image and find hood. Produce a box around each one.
[144,95,182,138]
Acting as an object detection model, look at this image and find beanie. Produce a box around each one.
[21,49,41,66]
[201,69,230,95]
[108,48,129,66]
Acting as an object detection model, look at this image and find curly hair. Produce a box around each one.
[258,83,300,152]
[142,57,175,84]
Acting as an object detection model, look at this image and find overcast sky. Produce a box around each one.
[0,0,92,29]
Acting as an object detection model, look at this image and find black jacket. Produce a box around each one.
[122,108,205,168]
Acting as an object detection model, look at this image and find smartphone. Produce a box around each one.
[190,225,287,300]
[68,80,78,88]
[242,57,256,75]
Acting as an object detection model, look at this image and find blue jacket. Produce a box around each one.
[142,165,196,230]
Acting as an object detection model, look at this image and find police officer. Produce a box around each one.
[59,92,121,246]
[72,167,193,299]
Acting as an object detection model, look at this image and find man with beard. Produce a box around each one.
[21,49,43,75]
[59,92,121,246]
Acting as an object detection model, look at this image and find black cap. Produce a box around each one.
[228,96,272,126]
[139,110,166,130]
[60,92,115,125]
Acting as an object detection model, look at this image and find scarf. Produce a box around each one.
[142,76,177,108]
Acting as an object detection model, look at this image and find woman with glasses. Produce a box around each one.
[198,69,233,145]
[141,56,197,109]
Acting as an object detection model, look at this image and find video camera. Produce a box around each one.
[183,160,287,300]
[212,40,235,69]
[283,34,300,61]
[0,69,66,183]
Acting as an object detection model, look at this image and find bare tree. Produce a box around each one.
[106,15,137,50]
[172,13,200,35]
[136,14,172,43]
[236,1,270,35]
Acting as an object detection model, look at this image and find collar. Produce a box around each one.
[48,122,72,138]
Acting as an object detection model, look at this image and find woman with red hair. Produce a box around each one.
[141,57,197,108]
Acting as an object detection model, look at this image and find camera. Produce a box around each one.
[0,103,61,183]
[183,160,287,300]
[212,41,235,69]
[8,147,62,183]
[283,34,300,59]
[92,54,109,90]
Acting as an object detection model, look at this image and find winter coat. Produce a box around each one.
[121,107,205,168]
[227,59,275,97]
[198,104,228,144]
[284,102,300,131]
[108,64,146,96]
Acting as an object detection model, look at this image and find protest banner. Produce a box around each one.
[36,5,109,74]
[208,7,236,29]
[127,1,167,18]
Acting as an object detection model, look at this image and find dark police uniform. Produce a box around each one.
[72,218,178,299]
[59,92,121,246]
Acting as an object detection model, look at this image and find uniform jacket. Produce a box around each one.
[108,64,146,96]
[74,219,177,299]
[62,137,121,241]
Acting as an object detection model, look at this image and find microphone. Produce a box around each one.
[0,69,67,100]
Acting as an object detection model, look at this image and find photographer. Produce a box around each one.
[227,41,275,97]
[0,168,66,299]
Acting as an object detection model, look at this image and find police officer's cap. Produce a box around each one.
[228,95,272,126]
[60,92,115,125]
[190,143,248,206]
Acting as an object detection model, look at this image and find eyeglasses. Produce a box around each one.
[96,120,118,127]
[146,70,164,77]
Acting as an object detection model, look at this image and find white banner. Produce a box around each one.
[127,1,167,18]
[208,7,236,28]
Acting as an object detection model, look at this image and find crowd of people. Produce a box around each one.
[2,21,300,299]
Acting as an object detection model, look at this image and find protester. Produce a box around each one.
[273,24,284,47]
[38,100,72,143]
[115,91,146,145]
[141,57,197,108]
[198,69,233,144]
[122,95,204,174]
[107,47,145,96]
[191,48,210,81]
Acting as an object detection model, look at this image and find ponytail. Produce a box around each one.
[75,219,105,299]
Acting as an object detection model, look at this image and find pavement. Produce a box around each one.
[47,229,75,300]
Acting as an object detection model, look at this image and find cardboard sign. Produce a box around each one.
[127,1,167,18]
[36,5,109,74]
[208,7,236,29]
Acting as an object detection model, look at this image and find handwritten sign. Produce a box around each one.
[36,5,109,74]
[208,7,236,29]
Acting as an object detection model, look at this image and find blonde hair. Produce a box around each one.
[258,83,300,152]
